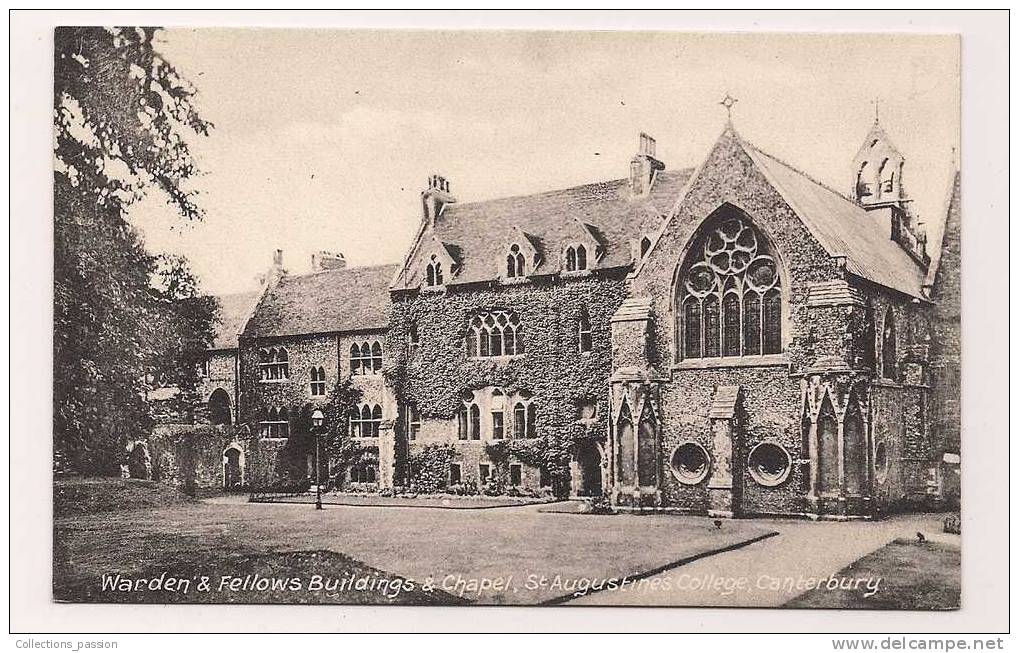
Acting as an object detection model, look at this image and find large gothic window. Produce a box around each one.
[467,310,524,358]
[678,213,783,360]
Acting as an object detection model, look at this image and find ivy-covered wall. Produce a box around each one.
[619,127,938,517]
[387,275,628,494]
[236,330,397,487]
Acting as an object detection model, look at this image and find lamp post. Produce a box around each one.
[312,409,325,510]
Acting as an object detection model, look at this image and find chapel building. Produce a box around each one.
[190,116,961,520]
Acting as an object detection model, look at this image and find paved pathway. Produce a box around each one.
[566,512,959,607]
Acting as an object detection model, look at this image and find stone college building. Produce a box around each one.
[156,114,962,520]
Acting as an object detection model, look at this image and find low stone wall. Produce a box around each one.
[147,424,250,495]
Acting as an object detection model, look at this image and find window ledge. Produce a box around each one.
[258,379,290,384]
[561,269,592,278]
[672,354,787,370]
[260,437,289,442]
[499,276,530,285]
[469,354,526,362]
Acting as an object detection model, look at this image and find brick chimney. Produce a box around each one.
[311,251,347,271]
[258,249,287,290]
[630,132,665,197]
[421,174,456,226]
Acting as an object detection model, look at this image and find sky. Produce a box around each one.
[128,29,960,296]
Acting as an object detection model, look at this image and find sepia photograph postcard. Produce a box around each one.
[8,8,1011,640]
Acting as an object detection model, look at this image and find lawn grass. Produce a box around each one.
[53,477,196,518]
[54,483,776,605]
[783,538,960,610]
[53,478,463,605]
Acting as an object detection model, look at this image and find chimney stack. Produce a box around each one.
[259,249,287,291]
[311,251,347,271]
[630,132,665,197]
[421,174,456,227]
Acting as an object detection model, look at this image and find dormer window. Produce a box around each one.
[565,244,588,272]
[425,254,444,287]
[506,244,526,278]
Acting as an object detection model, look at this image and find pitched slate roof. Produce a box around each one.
[925,170,961,288]
[393,168,695,289]
[743,142,928,299]
[211,291,260,350]
[244,264,398,339]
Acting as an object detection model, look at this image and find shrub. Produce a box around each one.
[588,496,614,515]
[943,513,961,534]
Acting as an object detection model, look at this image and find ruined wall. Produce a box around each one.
[147,424,250,495]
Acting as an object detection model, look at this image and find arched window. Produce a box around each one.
[578,306,592,353]
[349,344,362,375]
[350,341,382,375]
[208,388,232,425]
[351,404,382,438]
[677,213,783,360]
[505,244,526,278]
[881,308,897,381]
[467,310,524,358]
[310,365,326,396]
[640,236,652,258]
[491,389,505,440]
[258,347,290,381]
[425,254,444,287]
[260,406,289,438]
[564,244,589,272]
[513,402,526,439]
[469,404,481,440]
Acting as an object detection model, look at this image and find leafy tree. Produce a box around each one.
[54,27,214,475]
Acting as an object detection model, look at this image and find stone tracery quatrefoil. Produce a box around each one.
[685,217,779,297]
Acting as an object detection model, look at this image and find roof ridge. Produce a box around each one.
[284,262,400,281]
[447,167,696,211]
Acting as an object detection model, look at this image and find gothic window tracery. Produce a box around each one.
[678,214,783,360]
[467,310,524,358]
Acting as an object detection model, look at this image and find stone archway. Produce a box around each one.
[127,441,151,480]
[223,445,244,489]
[575,440,604,497]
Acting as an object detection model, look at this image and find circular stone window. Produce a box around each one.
[748,442,792,487]
[874,441,889,482]
[670,442,711,485]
